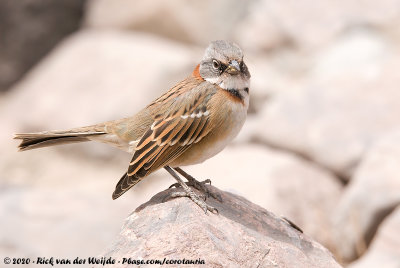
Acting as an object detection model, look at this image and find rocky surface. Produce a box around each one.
[348,207,400,268]
[183,144,342,251]
[2,0,400,266]
[0,0,85,92]
[253,34,400,179]
[332,131,400,261]
[235,0,400,51]
[100,187,341,268]
[0,30,197,138]
[84,0,248,45]
[0,148,170,259]
[0,30,199,160]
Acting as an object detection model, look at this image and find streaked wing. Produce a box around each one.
[112,83,215,199]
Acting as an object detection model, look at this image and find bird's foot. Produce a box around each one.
[168,190,218,214]
[164,166,218,214]
[172,167,223,202]
[168,178,221,202]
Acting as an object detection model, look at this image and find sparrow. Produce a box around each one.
[14,40,251,213]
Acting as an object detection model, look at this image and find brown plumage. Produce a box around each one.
[14,40,251,213]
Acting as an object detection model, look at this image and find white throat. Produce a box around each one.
[205,75,249,90]
[205,75,250,109]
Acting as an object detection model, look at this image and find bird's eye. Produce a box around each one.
[212,59,220,69]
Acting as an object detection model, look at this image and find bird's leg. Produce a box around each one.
[164,166,218,214]
[168,167,210,190]
[172,167,222,202]
[167,167,210,190]
[175,167,212,185]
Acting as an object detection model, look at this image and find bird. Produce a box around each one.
[14,40,251,213]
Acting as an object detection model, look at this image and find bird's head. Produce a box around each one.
[199,40,250,91]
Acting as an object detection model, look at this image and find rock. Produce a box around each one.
[100,187,342,268]
[253,33,400,178]
[0,31,201,259]
[0,145,169,257]
[235,0,400,51]
[0,28,202,256]
[1,29,198,158]
[312,29,390,82]
[244,54,300,114]
[332,131,400,262]
[0,0,85,91]
[154,144,343,255]
[84,0,249,45]
[0,146,178,258]
[348,206,400,268]
[234,0,293,52]
[85,0,400,51]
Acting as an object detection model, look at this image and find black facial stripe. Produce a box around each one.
[219,64,227,74]
[227,88,243,101]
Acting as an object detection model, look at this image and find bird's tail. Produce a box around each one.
[14,129,105,151]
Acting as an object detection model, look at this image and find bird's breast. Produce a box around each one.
[171,88,248,166]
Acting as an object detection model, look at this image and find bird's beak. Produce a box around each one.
[226,60,240,75]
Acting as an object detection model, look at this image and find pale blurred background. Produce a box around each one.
[1,0,400,267]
